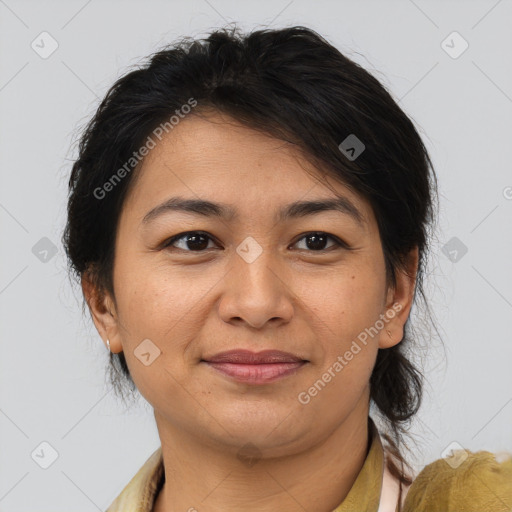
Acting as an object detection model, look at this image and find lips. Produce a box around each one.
[203,349,305,364]
[202,349,308,384]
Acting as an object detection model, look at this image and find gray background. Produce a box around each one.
[1,0,511,510]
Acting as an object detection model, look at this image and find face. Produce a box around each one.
[85,110,416,457]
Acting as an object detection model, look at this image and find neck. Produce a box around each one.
[153,395,371,512]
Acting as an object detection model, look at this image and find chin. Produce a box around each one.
[210,413,306,449]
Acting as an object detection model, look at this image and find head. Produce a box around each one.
[63,25,438,484]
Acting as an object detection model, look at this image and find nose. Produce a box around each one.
[218,243,294,330]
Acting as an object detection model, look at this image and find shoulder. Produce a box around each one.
[402,448,512,512]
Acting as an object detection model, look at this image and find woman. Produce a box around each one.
[62,25,512,512]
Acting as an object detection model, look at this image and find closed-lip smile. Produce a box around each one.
[202,349,308,384]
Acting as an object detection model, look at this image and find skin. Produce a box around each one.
[83,111,418,512]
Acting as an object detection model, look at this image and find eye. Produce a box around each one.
[161,231,349,253]
[162,231,218,252]
[291,232,347,252]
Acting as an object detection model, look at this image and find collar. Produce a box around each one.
[331,416,385,512]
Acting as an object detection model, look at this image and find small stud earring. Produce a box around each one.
[386,329,392,339]
[106,338,111,353]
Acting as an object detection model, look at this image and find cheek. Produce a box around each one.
[305,267,386,344]
[115,259,215,351]
[298,265,384,399]
[303,276,381,401]
[113,265,202,402]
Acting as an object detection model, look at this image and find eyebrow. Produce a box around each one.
[141,196,366,227]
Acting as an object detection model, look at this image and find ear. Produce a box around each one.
[378,246,419,349]
[81,270,123,354]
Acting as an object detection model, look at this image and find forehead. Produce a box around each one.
[140,111,317,181]
[122,111,374,230]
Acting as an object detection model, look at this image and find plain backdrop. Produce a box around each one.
[1,0,511,510]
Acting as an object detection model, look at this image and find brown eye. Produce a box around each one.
[162,230,348,253]
[163,231,217,252]
[292,232,346,251]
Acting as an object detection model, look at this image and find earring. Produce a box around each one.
[386,329,392,339]
[106,338,111,353]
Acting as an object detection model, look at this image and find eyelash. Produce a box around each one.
[161,231,350,253]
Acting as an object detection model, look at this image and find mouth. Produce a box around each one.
[201,349,309,385]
